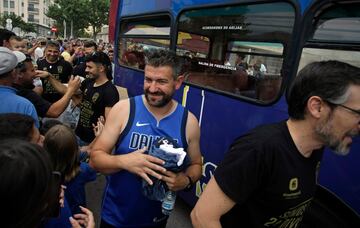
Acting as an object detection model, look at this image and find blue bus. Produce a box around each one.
[110,0,360,226]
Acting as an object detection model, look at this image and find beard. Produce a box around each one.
[87,72,99,80]
[144,89,173,108]
[315,113,355,156]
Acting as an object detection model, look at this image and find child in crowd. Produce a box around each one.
[44,124,97,215]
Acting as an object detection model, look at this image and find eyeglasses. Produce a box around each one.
[325,100,360,116]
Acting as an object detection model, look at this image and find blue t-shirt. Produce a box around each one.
[0,86,39,128]
[65,162,97,214]
[101,95,188,227]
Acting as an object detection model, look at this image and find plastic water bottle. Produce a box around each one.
[162,191,176,215]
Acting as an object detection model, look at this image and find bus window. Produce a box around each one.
[118,16,171,70]
[312,5,360,42]
[299,3,360,71]
[226,41,283,101]
[176,2,295,102]
[177,31,210,58]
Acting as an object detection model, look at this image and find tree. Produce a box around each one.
[87,0,110,39]
[47,0,89,38]
[0,13,35,33]
[46,0,110,39]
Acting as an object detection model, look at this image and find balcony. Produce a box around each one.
[28,7,39,13]
[29,0,40,3]
[28,18,40,23]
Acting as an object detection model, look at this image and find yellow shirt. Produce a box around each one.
[61,51,71,62]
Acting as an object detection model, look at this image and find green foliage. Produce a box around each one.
[46,0,110,38]
[0,13,35,33]
[87,0,110,38]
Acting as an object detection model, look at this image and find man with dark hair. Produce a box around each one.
[37,40,73,103]
[13,54,81,118]
[191,60,360,227]
[73,40,98,77]
[74,51,119,145]
[0,47,39,127]
[90,49,202,228]
[0,28,16,48]
[0,113,43,145]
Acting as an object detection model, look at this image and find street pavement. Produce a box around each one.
[86,174,193,228]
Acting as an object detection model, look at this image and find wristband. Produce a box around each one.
[184,175,193,191]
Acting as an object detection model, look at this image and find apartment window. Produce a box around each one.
[28,14,35,22]
[3,0,15,8]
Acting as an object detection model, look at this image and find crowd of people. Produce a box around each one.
[1,26,359,228]
[0,28,203,228]
[0,28,116,227]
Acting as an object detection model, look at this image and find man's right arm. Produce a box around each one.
[191,177,236,228]
[89,99,166,184]
[36,70,68,94]
[89,100,127,174]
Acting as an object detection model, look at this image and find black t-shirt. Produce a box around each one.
[215,121,323,228]
[37,58,73,103]
[72,62,87,78]
[14,84,51,118]
[75,79,119,143]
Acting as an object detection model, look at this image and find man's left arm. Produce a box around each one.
[162,111,202,191]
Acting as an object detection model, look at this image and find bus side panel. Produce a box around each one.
[318,142,360,214]
[174,86,289,205]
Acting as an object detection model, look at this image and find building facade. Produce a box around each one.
[0,0,54,37]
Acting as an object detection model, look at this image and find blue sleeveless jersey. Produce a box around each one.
[101,95,188,227]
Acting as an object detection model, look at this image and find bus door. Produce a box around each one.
[295,1,360,226]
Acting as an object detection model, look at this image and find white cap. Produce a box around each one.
[0,47,26,75]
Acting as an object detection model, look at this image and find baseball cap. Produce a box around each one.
[0,47,26,75]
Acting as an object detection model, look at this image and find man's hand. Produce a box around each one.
[35,70,51,79]
[67,75,81,95]
[161,170,190,191]
[69,206,95,228]
[122,147,166,185]
[92,116,105,137]
[74,46,82,55]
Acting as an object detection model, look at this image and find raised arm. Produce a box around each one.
[45,75,81,117]
[36,70,68,94]
[191,177,236,228]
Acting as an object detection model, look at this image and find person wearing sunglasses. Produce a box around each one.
[191,60,360,228]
